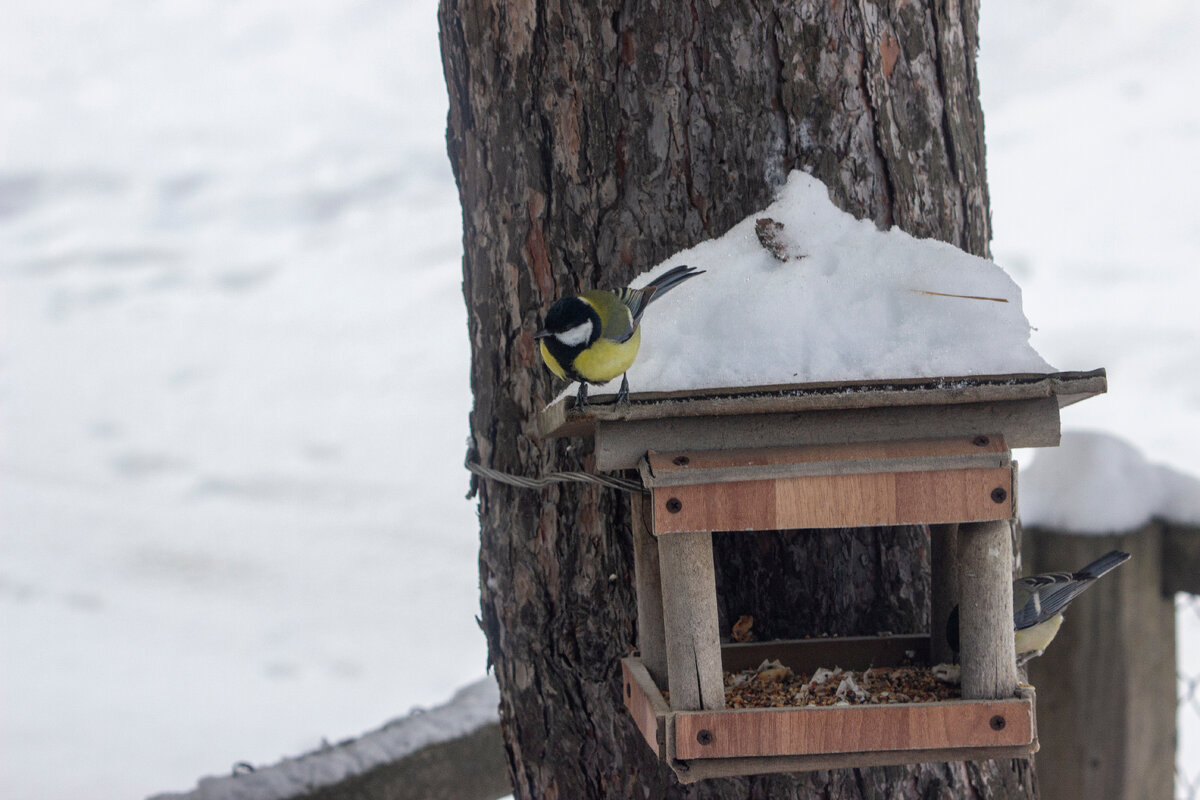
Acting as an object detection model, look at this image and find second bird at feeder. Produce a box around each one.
[946,549,1131,665]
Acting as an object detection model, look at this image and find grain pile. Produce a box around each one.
[722,659,961,709]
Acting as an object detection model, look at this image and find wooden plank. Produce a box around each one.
[1024,524,1175,800]
[720,635,932,674]
[630,493,667,686]
[1162,522,1200,594]
[652,467,1013,534]
[659,531,725,710]
[649,436,1009,471]
[958,520,1018,699]
[672,695,1034,760]
[594,397,1060,471]
[669,741,1038,783]
[621,658,669,759]
[642,436,1010,487]
[536,369,1105,439]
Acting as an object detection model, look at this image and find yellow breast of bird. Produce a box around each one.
[572,325,641,383]
[1015,613,1063,657]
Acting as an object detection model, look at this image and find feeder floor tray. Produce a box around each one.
[622,639,1037,783]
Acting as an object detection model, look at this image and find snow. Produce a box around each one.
[1,2,484,798]
[0,0,1198,798]
[1021,431,1200,533]
[607,173,1053,395]
[147,677,499,800]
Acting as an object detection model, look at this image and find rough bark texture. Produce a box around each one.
[439,0,1033,797]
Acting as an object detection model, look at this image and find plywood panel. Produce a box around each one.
[673,696,1034,760]
[621,659,668,758]
[643,441,1010,486]
[648,435,1008,474]
[669,741,1039,783]
[653,467,1013,534]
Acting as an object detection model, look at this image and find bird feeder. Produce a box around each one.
[537,369,1106,783]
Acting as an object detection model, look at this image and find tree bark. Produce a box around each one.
[439,0,1034,797]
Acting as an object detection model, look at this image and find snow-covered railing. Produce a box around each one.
[1019,432,1200,800]
[147,678,508,800]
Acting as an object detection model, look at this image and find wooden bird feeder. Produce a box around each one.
[537,369,1106,783]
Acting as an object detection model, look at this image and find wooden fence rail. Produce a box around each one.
[147,678,509,800]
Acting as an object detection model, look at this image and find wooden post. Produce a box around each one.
[958,519,1018,699]
[1024,523,1176,800]
[930,523,959,664]
[658,530,725,710]
[1163,522,1200,594]
[630,492,667,687]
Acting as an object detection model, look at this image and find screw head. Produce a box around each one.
[666,498,683,513]
[973,435,990,447]
[991,487,1008,503]
[696,729,714,745]
[672,455,690,466]
[990,715,1007,731]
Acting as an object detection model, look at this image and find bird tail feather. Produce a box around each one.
[623,264,704,323]
[1075,550,1131,580]
[1033,550,1131,621]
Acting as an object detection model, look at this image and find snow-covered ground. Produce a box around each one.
[0,0,1197,798]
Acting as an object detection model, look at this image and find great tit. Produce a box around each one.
[946,549,1131,665]
[534,264,703,408]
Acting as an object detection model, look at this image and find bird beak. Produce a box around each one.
[533,329,551,339]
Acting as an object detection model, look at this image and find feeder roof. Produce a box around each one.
[537,369,1106,440]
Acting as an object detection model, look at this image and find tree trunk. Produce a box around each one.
[439,1,1035,797]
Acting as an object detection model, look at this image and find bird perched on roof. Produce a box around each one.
[947,549,1131,665]
[535,264,704,409]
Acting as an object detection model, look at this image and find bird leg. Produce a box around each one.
[1015,650,1042,668]
[616,374,630,405]
[575,381,588,411]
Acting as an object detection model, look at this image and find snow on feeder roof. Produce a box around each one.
[537,171,1104,448]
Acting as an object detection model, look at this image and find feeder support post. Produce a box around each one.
[958,519,1019,699]
[630,492,667,687]
[658,530,725,711]
[930,523,960,665]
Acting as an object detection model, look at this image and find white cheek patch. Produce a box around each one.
[555,320,594,347]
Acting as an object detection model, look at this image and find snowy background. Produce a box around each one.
[1,0,1197,798]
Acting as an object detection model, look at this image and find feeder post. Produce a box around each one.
[630,492,667,687]
[658,530,725,710]
[930,523,960,665]
[958,519,1019,698]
